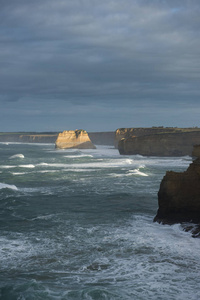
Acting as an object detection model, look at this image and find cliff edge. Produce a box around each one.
[118,131,200,156]
[154,146,200,236]
[115,127,185,148]
[55,129,96,149]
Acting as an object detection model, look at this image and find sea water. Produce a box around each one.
[0,143,199,300]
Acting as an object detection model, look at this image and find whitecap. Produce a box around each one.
[37,170,58,173]
[64,154,93,158]
[19,164,35,168]
[12,172,27,175]
[45,159,136,169]
[125,159,134,164]
[0,182,18,190]
[109,169,148,177]
[9,154,25,159]
[128,169,148,176]
[0,165,15,169]
[36,163,49,166]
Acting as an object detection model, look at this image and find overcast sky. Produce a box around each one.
[1,0,200,132]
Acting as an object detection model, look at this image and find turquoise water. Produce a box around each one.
[0,143,199,300]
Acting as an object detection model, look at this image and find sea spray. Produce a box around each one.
[0,143,199,300]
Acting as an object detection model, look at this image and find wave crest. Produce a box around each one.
[0,182,18,190]
[9,154,25,159]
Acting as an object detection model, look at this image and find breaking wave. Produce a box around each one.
[0,182,18,190]
[9,154,25,159]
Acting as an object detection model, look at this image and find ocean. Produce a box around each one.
[0,142,199,300]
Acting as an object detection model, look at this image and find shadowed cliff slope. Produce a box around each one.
[154,146,200,237]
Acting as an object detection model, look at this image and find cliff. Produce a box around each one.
[118,131,200,156]
[55,129,96,149]
[0,133,58,143]
[115,127,187,148]
[192,145,200,158]
[154,147,200,236]
[0,131,115,145]
[88,132,115,146]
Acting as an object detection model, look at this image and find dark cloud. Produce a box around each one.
[0,0,200,131]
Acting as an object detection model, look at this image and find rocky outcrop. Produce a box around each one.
[55,129,96,149]
[118,131,200,156]
[154,147,200,236]
[115,127,187,148]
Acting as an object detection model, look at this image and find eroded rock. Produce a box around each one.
[154,149,200,228]
[55,129,96,149]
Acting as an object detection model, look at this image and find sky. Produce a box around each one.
[0,0,200,132]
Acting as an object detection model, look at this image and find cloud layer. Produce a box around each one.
[1,0,200,131]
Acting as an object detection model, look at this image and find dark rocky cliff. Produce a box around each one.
[154,146,200,236]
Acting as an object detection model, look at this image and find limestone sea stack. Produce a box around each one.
[154,145,200,228]
[55,129,96,149]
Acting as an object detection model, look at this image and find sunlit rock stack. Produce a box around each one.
[55,129,96,149]
[154,146,200,236]
[116,127,200,156]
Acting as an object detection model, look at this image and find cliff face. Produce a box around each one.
[192,145,200,158]
[88,132,115,146]
[115,127,186,148]
[0,133,58,143]
[55,130,96,149]
[118,131,200,156]
[154,157,200,226]
[19,134,58,143]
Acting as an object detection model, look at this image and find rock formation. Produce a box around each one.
[154,146,200,236]
[55,129,96,149]
[118,131,200,156]
[115,127,185,148]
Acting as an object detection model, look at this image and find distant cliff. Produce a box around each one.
[154,146,200,236]
[115,127,186,148]
[0,131,115,146]
[117,129,200,156]
[88,132,115,146]
[55,129,96,149]
[0,133,58,143]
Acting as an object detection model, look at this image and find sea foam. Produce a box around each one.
[64,154,93,158]
[9,154,25,159]
[19,164,35,168]
[128,169,148,177]
[0,182,18,190]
